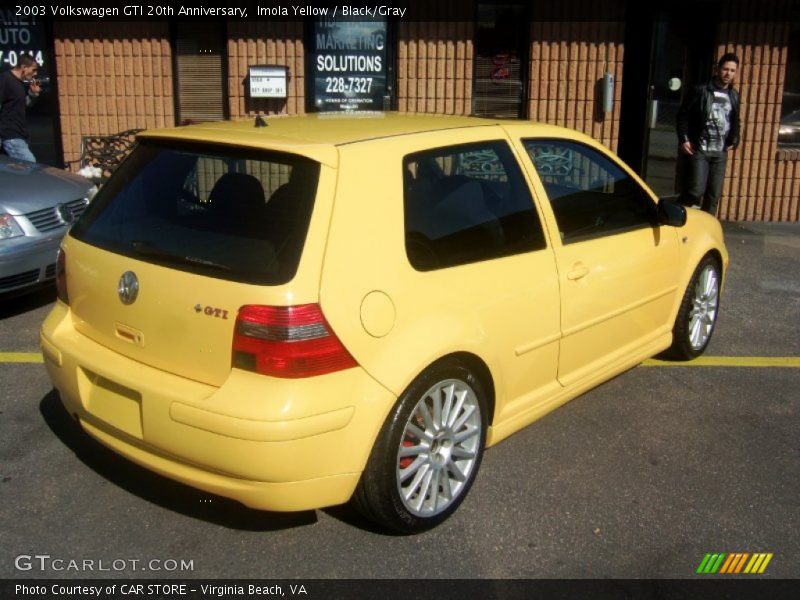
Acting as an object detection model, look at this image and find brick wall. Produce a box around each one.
[53,22,174,167]
[50,3,799,221]
[397,20,474,114]
[528,19,625,152]
[717,0,799,221]
[226,22,305,117]
[395,0,625,150]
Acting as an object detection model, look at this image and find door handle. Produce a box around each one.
[566,263,589,281]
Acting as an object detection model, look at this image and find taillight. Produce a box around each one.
[232,304,357,378]
[56,247,69,305]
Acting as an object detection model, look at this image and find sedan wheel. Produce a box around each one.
[353,360,487,533]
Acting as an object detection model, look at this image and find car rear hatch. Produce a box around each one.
[64,138,331,387]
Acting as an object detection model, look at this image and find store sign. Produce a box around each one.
[249,65,287,99]
[311,18,387,111]
[0,9,47,71]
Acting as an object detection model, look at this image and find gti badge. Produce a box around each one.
[57,203,74,224]
[118,271,139,305]
[195,304,229,319]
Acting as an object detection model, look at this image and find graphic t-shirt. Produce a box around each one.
[700,88,732,153]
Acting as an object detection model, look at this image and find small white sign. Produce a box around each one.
[249,66,287,99]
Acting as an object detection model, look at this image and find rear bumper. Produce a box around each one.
[41,302,396,511]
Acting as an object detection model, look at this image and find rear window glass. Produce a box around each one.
[71,141,320,285]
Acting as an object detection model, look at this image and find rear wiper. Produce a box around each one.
[182,255,232,270]
[131,240,176,261]
[131,240,231,271]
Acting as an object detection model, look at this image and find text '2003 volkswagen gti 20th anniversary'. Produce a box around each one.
[40,113,727,533]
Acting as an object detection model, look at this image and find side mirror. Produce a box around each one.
[657,196,687,227]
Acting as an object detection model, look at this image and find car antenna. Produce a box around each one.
[255,115,268,128]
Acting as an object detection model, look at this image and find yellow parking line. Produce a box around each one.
[642,356,800,368]
[0,352,44,364]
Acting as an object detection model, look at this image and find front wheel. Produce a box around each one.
[353,360,487,533]
[666,255,721,359]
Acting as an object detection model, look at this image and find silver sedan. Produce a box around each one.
[0,156,96,297]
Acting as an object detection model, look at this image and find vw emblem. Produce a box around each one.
[118,271,139,305]
[57,204,74,224]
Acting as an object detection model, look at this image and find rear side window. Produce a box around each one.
[71,141,320,285]
[403,140,546,271]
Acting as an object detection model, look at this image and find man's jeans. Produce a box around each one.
[680,148,728,216]
[2,138,36,163]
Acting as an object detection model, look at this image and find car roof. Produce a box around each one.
[137,113,572,167]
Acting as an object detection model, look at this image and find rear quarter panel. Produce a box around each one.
[320,126,562,426]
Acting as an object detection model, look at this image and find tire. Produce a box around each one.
[353,360,488,534]
[665,255,721,360]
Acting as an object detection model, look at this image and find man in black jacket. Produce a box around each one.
[676,53,741,216]
[0,54,42,162]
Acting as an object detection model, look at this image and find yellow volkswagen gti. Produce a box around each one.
[40,113,728,533]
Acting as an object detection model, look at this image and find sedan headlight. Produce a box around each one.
[86,185,99,202]
[0,214,24,240]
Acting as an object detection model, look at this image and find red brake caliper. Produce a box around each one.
[399,440,414,469]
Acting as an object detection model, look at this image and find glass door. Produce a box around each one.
[643,16,714,196]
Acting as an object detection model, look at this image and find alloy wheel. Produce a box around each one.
[395,378,482,517]
[688,264,719,350]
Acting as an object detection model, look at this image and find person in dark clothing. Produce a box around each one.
[676,53,741,216]
[0,54,42,163]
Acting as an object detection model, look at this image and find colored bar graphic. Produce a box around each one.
[697,554,713,573]
[758,553,773,574]
[733,553,750,573]
[698,553,724,574]
[712,553,726,573]
[697,554,712,573]
[698,552,773,574]
[719,554,735,573]
[744,554,763,573]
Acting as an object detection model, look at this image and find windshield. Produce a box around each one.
[71,140,320,285]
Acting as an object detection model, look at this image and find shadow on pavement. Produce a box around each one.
[321,503,397,536]
[39,388,318,532]
[0,286,55,320]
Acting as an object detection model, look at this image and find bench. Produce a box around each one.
[66,128,143,184]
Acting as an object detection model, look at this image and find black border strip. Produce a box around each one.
[4,579,800,600]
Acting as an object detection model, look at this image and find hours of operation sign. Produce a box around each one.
[312,18,388,112]
[249,66,288,99]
